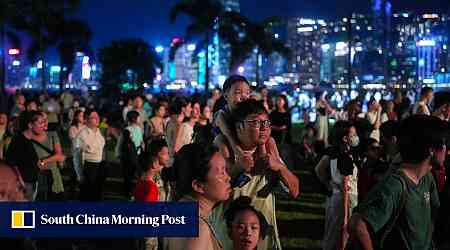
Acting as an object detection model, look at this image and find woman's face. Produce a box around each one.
[156,106,166,118]
[203,106,212,120]
[192,103,201,119]
[31,115,46,135]
[87,112,100,128]
[77,112,85,124]
[231,210,261,250]
[201,152,231,203]
[183,103,192,118]
[276,97,285,110]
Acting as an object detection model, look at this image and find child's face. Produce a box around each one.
[225,81,250,109]
[231,210,261,250]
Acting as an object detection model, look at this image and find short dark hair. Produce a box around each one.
[222,75,250,93]
[420,87,433,97]
[169,96,190,115]
[152,103,164,113]
[231,99,268,125]
[84,109,98,120]
[126,110,140,124]
[224,196,269,239]
[380,120,399,140]
[398,115,448,164]
[18,110,43,132]
[330,120,354,146]
[173,143,219,200]
[139,139,167,172]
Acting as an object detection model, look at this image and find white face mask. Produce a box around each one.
[350,135,360,147]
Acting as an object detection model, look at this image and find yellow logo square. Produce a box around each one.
[11,210,35,229]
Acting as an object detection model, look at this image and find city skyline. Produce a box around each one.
[76,0,450,49]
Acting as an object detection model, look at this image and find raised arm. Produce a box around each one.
[265,137,300,198]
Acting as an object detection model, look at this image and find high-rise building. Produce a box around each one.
[287,18,327,84]
[390,13,450,85]
[167,38,200,84]
[391,12,417,84]
[209,0,241,87]
[5,48,25,88]
[220,0,240,12]
[417,39,440,82]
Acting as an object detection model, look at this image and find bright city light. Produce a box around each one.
[37,60,43,69]
[297,27,314,33]
[238,66,245,73]
[50,66,61,72]
[299,18,315,25]
[417,40,436,46]
[8,49,20,55]
[155,46,164,53]
[321,44,330,52]
[187,44,196,51]
[12,60,21,66]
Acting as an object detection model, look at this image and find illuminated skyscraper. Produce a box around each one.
[220,0,240,12]
[287,18,327,84]
[417,39,440,82]
[5,48,26,88]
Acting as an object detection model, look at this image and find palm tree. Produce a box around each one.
[56,19,92,92]
[170,0,225,94]
[229,17,291,86]
[0,0,23,97]
[170,0,247,95]
[98,39,162,97]
[10,0,82,90]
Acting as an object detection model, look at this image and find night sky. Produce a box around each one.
[76,0,449,49]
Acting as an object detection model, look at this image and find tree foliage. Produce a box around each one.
[98,39,162,95]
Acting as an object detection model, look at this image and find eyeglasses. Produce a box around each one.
[243,120,271,128]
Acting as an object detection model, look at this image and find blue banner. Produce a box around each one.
[0,202,198,238]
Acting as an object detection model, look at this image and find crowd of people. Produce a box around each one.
[0,78,449,250]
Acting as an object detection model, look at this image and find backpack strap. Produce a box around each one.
[31,139,55,155]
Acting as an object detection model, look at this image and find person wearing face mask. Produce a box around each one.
[314,120,360,250]
[349,115,446,250]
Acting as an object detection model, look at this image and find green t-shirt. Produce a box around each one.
[355,171,440,250]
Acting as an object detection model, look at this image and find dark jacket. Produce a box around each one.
[5,133,39,183]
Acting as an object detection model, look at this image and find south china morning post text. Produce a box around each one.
[0,202,198,238]
[40,214,187,227]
